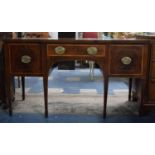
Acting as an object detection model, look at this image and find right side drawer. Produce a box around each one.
[109,44,147,76]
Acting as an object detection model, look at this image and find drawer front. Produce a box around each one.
[80,45,105,56]
[109,45,146,76]
[8,44,42,74]
[47,44,105,56]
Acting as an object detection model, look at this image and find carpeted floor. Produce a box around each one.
[0,68,155,123]
[1,93,155,123]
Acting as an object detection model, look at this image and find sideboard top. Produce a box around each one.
[3,38,150,44]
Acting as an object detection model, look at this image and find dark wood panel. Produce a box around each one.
[148,44,155,102]
[150,62,155,79]
[0,33,12,103]
[148,82,155,101]
[152,45,155,59]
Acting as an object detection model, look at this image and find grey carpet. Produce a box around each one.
[13,92,139,116]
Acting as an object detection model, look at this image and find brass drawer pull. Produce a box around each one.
[55,46,66,55]
[121,57,132,65]
[87,47,98,55]
[21,55,32,64]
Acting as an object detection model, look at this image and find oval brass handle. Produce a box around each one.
[87,47,98,55]
[121,57,132,65]
[55,46,66,55]
[21,55,32,64]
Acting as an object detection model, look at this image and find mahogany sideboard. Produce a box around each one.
[3,38,154,118]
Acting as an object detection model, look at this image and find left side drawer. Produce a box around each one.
[8,44,42,74]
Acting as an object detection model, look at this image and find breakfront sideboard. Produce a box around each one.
[2,38,155,118]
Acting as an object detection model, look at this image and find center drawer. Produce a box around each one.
[47,44,105,56]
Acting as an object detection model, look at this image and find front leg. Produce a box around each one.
[43,75,48,118]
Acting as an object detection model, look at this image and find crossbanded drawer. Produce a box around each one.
[8,44,42,74]
[80,45,105,56]
[109,45,147,76]
[47,44,105,56]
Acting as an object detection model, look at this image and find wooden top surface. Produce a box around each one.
[4,38,150,44]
